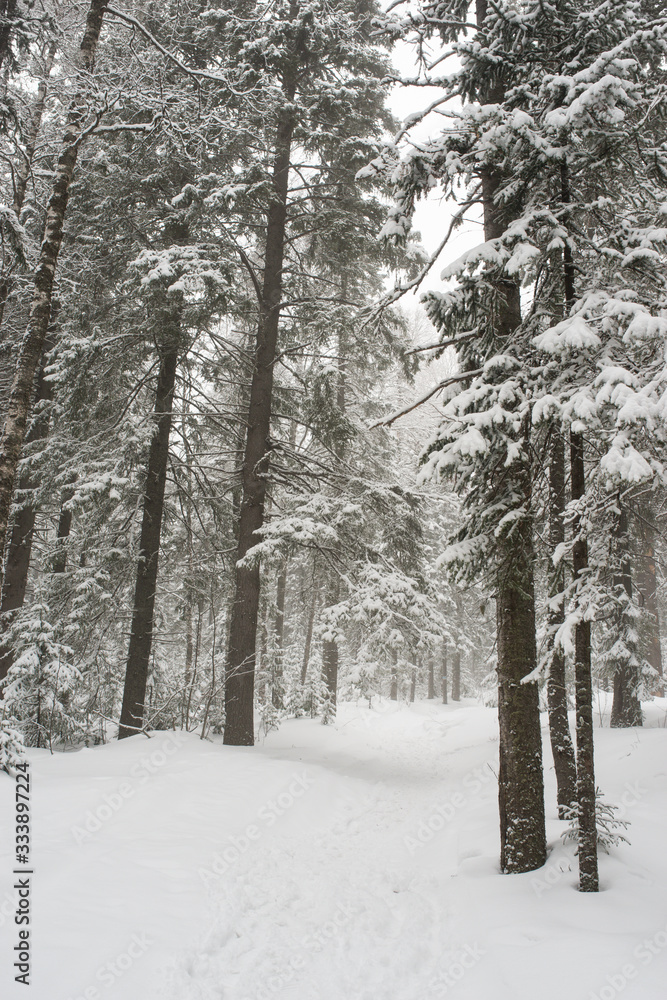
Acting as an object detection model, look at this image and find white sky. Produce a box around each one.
[385,40,482,298]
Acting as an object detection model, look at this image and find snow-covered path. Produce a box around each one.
[1,699,666,1000]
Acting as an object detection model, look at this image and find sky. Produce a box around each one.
[385,39,483,298]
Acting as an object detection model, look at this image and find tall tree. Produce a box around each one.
[0,0,107,577]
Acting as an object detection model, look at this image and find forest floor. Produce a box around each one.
[1,696,667,1000]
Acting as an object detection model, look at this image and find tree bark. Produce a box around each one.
[546,429,577,817]
[441,643,448,704]
[0,0,107,579]
[0,0,17,74]
[638,498,663,696]
[570,432,599,890]
[224,98,295,746]
[474,0,546,875]
[0,333,55,681]
[51,484,75,574]
[0,40,57,333]
[271,558,287,709]
[427,657,434,699]
[118,327,179,738]
[610,501,643,728]
[561,157,598,891]
[300,571,318,687]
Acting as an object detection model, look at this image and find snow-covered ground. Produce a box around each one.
[1,697,666,1000]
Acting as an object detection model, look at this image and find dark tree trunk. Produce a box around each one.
[271,559,287,710]
[610,502,643,728]
[452,592,462,700]
[546,430,577,817]
[570,432,599,891]
[427,658,434,699]
[0,40,57,333]
[638,499,663,695]
[409,664,416,703]
[441,644,448,704]
[561,155,598,891]
[300,572,318,687]
[475,0,546,875]
[451,647,461,702]
[51,485,74,574]
[118,330,179,738]
[322,575,340,720]
[0,0,107,576]
[390,648,398,701]
[0,334,55,681]
[496,489,547,874]
[224,99,295,746]
[0,0,17,73]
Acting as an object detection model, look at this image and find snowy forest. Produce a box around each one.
[0,1,666,997]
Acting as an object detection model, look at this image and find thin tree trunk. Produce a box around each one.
[51,484,75,574]
[321,327,348,718]
[0,333,55,680]
[0,0,107,577]
[427,657,434,699]
[451,648,461,702]
[441,644,448,704]
[610,501,642,728]
[570,431,599,890]
[638,498,663,695]
[546,429,577,817]
[562,158,598,891]
[0,0,18,73]
[0,40,57,332]
[224,94,295,746]
[300,571,318,687]
[409,664,416,703]
[118,329,179,738]
[271,558,287,709]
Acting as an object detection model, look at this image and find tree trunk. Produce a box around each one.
[482,167,546,874]
[0,40,57,333]
[451,647,461,702]
[473,0,546,876]
[570,432,599,890]
[610,501,642,728]
[0,333,55,681]
[300,571,318,687]
[51,485,75,574]
[322,575,340,721]
[409,663,416,703]
[118,328,179,738]
[496,489,547,874]
[638,498,663,696]
[271,558,287,710]
[0,0,107,577]
[0,0,17,73]
[561,155,598,891]
[224,99,295,746]
[546,429,577,817]
[441,644,448,704]
[427,657,434,699]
